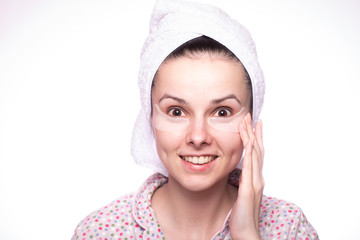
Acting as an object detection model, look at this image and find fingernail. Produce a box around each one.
[242,118,246,130]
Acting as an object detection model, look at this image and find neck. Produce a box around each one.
[151,175,237,239]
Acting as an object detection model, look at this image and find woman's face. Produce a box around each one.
[151,53,251,192]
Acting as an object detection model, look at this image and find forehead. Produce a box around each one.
[153,54,249,99]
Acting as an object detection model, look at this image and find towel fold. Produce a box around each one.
[131,0,265,176]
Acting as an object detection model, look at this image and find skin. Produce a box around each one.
[151,52,264,240]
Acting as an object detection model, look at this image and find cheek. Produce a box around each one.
[153,130,185,157]
[213,131,243,157]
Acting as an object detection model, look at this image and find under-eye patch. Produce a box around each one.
[207,107,246,132]
[152,104,246,133]
[152,104,189,131]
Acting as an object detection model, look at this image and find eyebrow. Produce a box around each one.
[211,94,241,105]
[159,94,187,104]
[158,93,241,106]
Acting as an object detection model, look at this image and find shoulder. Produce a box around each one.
[259,195,319,240]
[71,192,138,240]
[71,173,168,240]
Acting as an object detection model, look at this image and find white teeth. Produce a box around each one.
[182,156,216,165]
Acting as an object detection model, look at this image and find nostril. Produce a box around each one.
[188,135,211,147]
[186,118,212,147]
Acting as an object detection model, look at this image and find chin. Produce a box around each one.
[169,171,229,193]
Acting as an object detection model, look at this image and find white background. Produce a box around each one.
[1,0,359,239]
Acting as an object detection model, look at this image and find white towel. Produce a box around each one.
[131,0,265,176]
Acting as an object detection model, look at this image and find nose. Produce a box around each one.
[186,117,212,148]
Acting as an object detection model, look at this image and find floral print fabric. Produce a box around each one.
[72,172,318,240]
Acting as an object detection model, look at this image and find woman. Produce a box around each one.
[72,1,318,239]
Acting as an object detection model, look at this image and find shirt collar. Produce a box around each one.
[132,169,240,231]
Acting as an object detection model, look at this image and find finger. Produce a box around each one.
[253,141,262,172]
[239,114,250,147]
[251,141,262,186]
[251,146,264,193]
[240,137,254,188]
[245,113,255,143]
[254,120,264,171]
[253,121,265,188]
[251,133,264,232]
[254,120,264,162]
[244,117,263,170]
[245,115,262,170]
[244,114,261,186]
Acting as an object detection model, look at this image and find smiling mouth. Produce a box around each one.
[180,156,218,165]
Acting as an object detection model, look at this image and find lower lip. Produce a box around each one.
[181,157,217,172]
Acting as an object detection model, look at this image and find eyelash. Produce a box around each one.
[167,107,187,117]
[212,107,232,117]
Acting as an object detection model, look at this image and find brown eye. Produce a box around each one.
[214,108,231,117]
[168,108,185,117]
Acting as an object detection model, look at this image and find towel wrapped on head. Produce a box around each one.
[131,0,265,176]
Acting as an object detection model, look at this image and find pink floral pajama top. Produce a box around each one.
[72,171,318,240]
